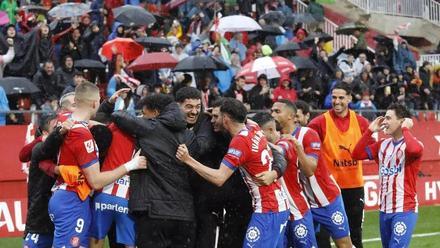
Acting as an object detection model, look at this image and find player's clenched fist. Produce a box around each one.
[176,144,190,163]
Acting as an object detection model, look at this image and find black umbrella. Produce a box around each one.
[294,13,318,24]
[113,5,156,27]
[260,25,284,35]
[135,37,172,49]
[261,11,286,25]
[74,59,106,70]
[275,42,302,53]
[173,56,228,72]
[0,77,40,95]
[289,57,317,70]
[373,34,393,45]
[302,32,333,46]
[336,22,369,35]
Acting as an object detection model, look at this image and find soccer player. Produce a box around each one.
[270,100,319,248]
[90,88,137,248]
[352,104,423,248]
[176,98,289,248]
[48,82,147,248]
[308,82,369,248]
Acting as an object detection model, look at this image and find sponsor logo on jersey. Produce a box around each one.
[393,221,407,236]
[95,202,129,214]
[246,226,261,243]
[83,140,94,153]
[380,165,402,176]
[227,148,242,158]
[294,224,308,239]
[331,211,345,225]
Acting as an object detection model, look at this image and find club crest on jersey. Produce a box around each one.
[393,222,407,236]
[70,236,80,247]
[84,140,94,153]
[331,211,345,225]
[246,226,261,243]
[294,224,308,239]
[227,148,242,158]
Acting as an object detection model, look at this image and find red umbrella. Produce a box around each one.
[237,56,296,83]
[127,52,178,71]
[101,38,144,62]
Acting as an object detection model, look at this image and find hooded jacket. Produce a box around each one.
[111,102,199,221]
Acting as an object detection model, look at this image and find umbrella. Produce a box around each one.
[302,32,333,45]
[336,22,369,35]
[135,37,172,49]
[127,52,178,71]
[48,3,90,19]
[101,38,144,62]
[237,56,296,83]
[261,11,286,25]
[294,13,318,24]
[373,34,393,45]
[0,11,9,26]
[274,42,302,53]
[113,5,156,27]
[260,25,284,35]
[21,5,48,14]
[74,59,106,70]
[210,15,261,34]
[289,57,317,70]
[0,77,40,95]
[173,56,228,72]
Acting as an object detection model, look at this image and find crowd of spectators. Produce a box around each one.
[0,0,439,126]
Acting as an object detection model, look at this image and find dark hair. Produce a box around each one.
[90,125,113,166]
[294,100,310,115]
[257,74,268,81]
[422,61,431,67]
[138,93,174,113]
[220,98,247,123]
[252,112,274,127]
[38,113,57,132]
[276,99,297,113]
[211,97,225,108]
[387,103,412,119]
[236,75,246,81]
[175,87,201,103]
[332,82,352,95]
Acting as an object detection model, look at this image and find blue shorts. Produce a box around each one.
[281,210,317,248]
[310,195,350,240]
[23,233,53,248]
[379,211,418,248]
[90,192,135,246]
[243,210,289,248]
[48,190,91,248]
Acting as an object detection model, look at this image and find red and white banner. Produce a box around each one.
[1,120,440,237]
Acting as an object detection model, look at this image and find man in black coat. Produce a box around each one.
[32,60,62,107]
[111,94,199,248]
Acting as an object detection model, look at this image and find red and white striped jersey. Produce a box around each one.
[365,131,423,213]
[102,175,130,199]
[223,124,289,213]
[100,124,135,200]
[286,127,341,209]
[276,127,317,220]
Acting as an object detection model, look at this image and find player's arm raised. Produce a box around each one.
[176,144,234,187]
[83,150,147,190]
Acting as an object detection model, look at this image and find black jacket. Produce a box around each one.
[112,103,199,221]
[25,127,64,235]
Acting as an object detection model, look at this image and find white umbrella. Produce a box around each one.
[210,15,262,34]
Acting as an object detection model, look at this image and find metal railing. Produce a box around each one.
[418,53,440,66]
[296,0,365,51]
[348,0,440,26]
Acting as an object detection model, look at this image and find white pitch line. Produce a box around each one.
[362,232,440,243]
